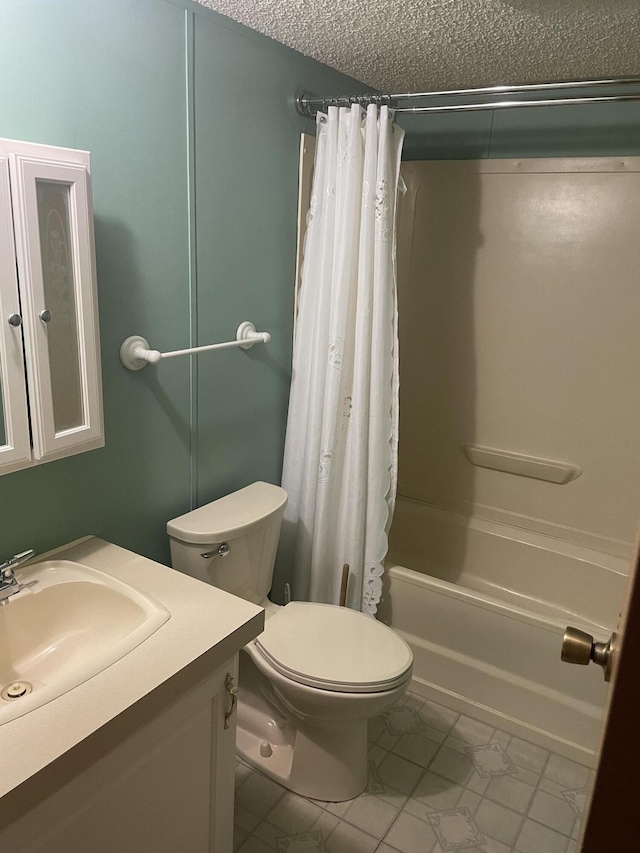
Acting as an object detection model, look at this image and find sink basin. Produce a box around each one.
[0,559,170,724]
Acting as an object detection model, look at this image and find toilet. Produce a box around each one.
[167,481,413,801]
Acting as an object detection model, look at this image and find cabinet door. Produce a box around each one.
[0,156,31,472]
[9,154,103,461]
[0,657,239,853]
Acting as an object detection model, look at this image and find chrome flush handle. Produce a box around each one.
[201,543,230,559]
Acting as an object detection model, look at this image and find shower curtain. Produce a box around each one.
[280,103,404,615]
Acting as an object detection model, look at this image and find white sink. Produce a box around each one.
[0,559,170,725]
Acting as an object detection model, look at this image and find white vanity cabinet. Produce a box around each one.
[0,139,103,475]
[0,537,264,853]
[0,657,239,853]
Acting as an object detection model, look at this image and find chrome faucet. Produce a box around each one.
[0,549,34,602]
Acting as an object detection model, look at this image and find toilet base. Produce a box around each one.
[237,713,368,802]
[235,646,408,802]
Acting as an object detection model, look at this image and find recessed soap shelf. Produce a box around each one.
[463,445,582,484]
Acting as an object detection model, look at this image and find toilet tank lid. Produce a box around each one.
[167,482,287,544]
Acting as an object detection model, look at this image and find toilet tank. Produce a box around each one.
[166,482,288,605]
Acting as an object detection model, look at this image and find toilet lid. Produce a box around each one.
[255,602,413,693]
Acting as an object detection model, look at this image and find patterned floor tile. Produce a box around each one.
[365,759,385,794]
[325,799,351,818]
[415,699,460,732]
[507,764,540,788]
[538,776,573,801]
[506,738,549,775]
[429,746,490,794]
[367,743,388,766]
[457,789,482,814]
[235,827,250,851]
[233,691,594,853]
[399,692,426,711]
[324,820,379,853]
[377,729,401,751]
[311,811,340,838]
[340,793,400,839]
[252,821,282,849]
[236,805,263,833]
[515,818,570,853]
[236,770,286,818]
[465,743,518,778]
[475,839,511,853]
[528,789,577,835]
[484,773,535,814]
[377,751,426,795]
[410,771,465,811]
[383,704,429,736]
[449,716,495,747]
[561,786,588,818]
[237,836,277,853]
[393,732,441,768]
[473,797,523,847]
[267,792,324,835]
[276,830,327,852]
[237,760,254,787]
[543,755,590,790]
[368,715,387,743]
[383,810,439,853]
[427,807,486,850]
[489,730,511,749]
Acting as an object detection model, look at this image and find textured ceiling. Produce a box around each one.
[196,0,640,93]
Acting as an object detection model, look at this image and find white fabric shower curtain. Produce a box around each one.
[280,104,404,615]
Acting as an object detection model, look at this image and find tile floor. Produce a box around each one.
[234,690,592,853]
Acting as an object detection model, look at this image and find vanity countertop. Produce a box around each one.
[0,536,264,799]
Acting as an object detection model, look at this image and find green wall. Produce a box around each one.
[2,0,638,570]
[0,0,366,564]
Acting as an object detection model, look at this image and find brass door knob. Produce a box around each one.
[561,626,617,682]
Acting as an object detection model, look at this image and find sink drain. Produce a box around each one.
[1,681,32,700]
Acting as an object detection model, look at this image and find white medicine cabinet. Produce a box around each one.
[0,138,103,475]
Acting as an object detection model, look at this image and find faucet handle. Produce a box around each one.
[0,549,35,574]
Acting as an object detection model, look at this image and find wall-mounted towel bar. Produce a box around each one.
[119,321,271,370]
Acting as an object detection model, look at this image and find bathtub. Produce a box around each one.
[378,498,629,764]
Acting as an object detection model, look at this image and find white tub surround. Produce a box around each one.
[383,155,640,770]
[0,537,263,853]
[380,501,627,764]
[389,498,627,630]
[396,159,640,558]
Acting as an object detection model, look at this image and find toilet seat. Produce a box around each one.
[254,602,413,693]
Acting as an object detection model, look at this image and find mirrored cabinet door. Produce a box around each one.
[10,154,103,461]
[0,155,31,472]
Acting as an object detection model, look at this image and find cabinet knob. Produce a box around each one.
[8,314,22,327]
[39,309,52,323]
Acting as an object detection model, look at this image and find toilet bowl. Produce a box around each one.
[167,482,413,801]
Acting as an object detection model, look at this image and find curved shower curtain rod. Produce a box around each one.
[295,76,640,117]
